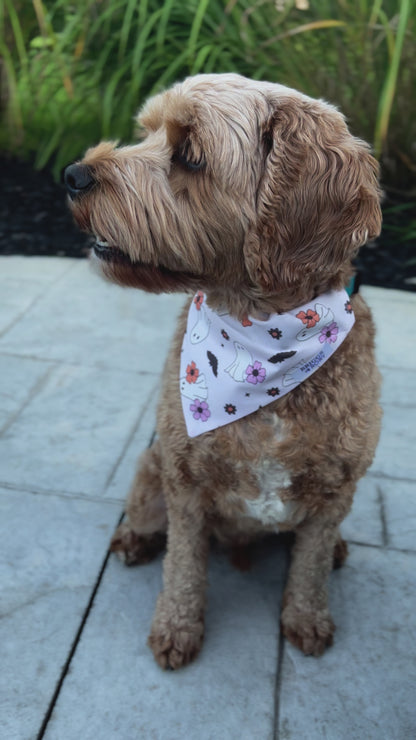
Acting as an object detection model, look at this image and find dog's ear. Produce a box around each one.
[243,97,382,292]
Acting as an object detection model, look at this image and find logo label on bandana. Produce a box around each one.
[180,290,355,437]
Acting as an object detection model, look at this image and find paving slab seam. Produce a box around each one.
[272,545,291,740]
[0,363,55,437]
[379,363,416,373]
[272,635,286,740]
[35,427,160,739]
[345,538,416,555]
[376,484,389,547]
[0,349,159,376]
[35,512,124,740]
[103,382,159,493]
[367,471,416,485]
[379,399,416,410]
[1,585,89,621]
[0,260,79,340]
[0,480,123,506]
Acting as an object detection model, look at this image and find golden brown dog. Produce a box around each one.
[65,73,382,669]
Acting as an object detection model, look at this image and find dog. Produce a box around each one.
[64,73,382,669]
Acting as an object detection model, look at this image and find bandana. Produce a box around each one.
[180,289,355,437]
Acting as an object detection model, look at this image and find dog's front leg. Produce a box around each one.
[281,517,342,657]
[148,487,209,670]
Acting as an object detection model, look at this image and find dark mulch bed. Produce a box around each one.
[1,156,415,291]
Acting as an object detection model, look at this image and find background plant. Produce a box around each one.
[1,0,414,202]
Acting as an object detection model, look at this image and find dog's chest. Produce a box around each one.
[223,415,298,531]
[243,457,294,529]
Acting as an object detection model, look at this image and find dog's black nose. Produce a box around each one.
[64,163,95,198]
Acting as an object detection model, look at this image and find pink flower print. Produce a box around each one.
[319,322,339,344]
[296,309,320,328]
[246,361,266,385]
[193,291,204,311]
[190,399,211,422]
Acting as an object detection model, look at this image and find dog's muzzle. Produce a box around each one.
[64,163,95,199]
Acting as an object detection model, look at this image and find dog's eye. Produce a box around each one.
[173,140,205,172]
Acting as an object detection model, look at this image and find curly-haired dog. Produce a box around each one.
[65,74,382,669]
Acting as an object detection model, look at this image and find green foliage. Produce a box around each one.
[0,0,415,203]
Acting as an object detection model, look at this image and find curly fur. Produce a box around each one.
[67,73,382,668]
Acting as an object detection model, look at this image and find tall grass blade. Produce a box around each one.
[156,0,175,54]
[118,0,137,62]
[0,41,23,131]
[4,0,28,67]
[131,9,163,73]
[374,0,411,157]
[263,19,347,46]
[187,0,210,62]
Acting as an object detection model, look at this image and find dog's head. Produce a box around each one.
[65,74,381,313]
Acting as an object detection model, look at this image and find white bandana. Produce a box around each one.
[180,289,355,437]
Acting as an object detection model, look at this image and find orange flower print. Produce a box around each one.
[186,361,199,384]
[241,315,253,327]
[296,308,320,328]
[193,291,204,310]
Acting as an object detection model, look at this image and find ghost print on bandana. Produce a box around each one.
[180,290,355,437]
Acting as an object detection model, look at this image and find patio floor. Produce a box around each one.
[1,256,415,740]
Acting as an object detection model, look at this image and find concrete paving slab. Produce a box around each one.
[0,255,77,281]
[104,391,157,501]
[382,478,416,551]
[278,545,416,740]
[0,258,77,337]
[361,286,416,371]
[0,355,52,433]
[0,363,155,497]
[43,540,287,740]
[0,259,414,740]
[0,486,120,740]
[379,366,416,407]
[0,259,186,371]
[341,476,384,546]
[370,403,416,480]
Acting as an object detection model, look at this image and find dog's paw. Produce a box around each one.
[148,617,205,670]
[110,523,166,566]
[281,602,335,657]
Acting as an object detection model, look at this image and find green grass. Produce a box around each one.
[0,0,415,210]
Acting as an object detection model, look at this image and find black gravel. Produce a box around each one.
[1,156,415,292]
[0,157,92,259]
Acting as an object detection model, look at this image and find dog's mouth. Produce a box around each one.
[91,233,205,292]
[93,236,132,264]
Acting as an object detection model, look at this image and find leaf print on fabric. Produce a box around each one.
[246,361,266,385]
[207,351,218,377]
[190,399,211,422]
[267,350,297,364]
[221,329,230,340]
